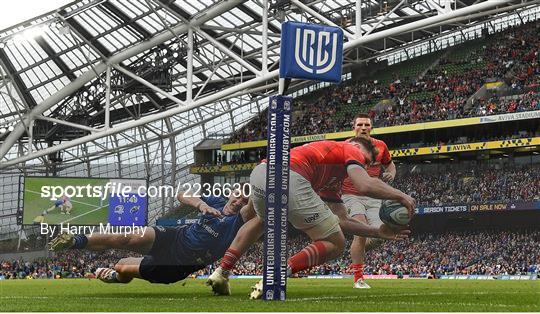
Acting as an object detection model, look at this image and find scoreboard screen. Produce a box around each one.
[107,179,147,226]
[21,176,148,226]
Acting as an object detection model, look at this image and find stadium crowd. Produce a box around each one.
[227,20,539,143]
[210,127,539,164]
[471,91,540,116]
[393,164,539,205]
[2,229,538,279]
[199,229,540,278]
[0,249,135,280]
[193,162,539,205]
[360,229,540,277]
[199,229,540,277]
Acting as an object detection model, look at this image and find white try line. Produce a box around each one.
[288,290,540,301]
[59,205,108,224]
[26,189,106,209]
[26,189,108,223]
[0,294,537,309]
[287,297,538,309]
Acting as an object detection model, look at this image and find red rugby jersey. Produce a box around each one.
[288,141,368,202]
[342,137,391,196]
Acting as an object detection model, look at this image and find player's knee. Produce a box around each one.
[351,214,368,224]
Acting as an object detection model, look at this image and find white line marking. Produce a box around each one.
[0,295,537,309]
[26,189,108,223]
[59,205,108,224]
[287,297,537,308]
[26,190,105,209]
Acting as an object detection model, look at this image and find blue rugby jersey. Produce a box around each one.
[179,195,244,265]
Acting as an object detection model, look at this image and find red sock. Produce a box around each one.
[220,248,240,271]
[287,241,327,274]
[352,263,364,282]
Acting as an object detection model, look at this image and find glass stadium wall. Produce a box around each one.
[0,126,202,243]
[2,3,540,246]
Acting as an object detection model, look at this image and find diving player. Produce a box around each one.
[207,137,415,297]
[33,195,73,223]
[49,189,251,284]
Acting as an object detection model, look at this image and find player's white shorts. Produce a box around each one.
[342,194,383,228]
[250,163,340,240]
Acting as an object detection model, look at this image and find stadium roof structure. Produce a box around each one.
[0,0,539,230]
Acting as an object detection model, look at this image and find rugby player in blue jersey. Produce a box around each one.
[49,186,407,286]
[48,188,251,284]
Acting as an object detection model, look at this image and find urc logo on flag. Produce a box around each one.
[279,21,343,82]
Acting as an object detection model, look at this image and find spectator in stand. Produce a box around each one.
[2,229,539,279]
[0,249,135,279]
[227,20,540,144]
[393,164,539,205]
[198,229,539,277]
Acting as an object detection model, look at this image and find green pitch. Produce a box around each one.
[0,279,538,312]
[23,177,109,225]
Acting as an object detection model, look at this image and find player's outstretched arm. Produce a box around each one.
[378,223,411,240]
[326,202,379,238]
[177,190,222,218]
[347,165,416,215]
[327,202,409,240]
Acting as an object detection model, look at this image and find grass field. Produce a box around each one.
[23,177,109,225]
[0,278,538,312]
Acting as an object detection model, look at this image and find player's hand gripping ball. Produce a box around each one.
[379,200,411,228]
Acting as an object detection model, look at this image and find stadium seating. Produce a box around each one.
[2,229,537,279]
[227,20,540,143]
[0,249,136,279]
[394,164,539,205]
[200,229,540,277]
[362,229,540,277]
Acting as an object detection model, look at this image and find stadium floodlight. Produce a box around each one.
[110,39,187,93]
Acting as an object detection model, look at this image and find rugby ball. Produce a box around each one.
[379,200,411,227]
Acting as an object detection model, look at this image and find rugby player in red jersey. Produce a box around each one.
[207,137,415,297]
[343,113,397,289]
